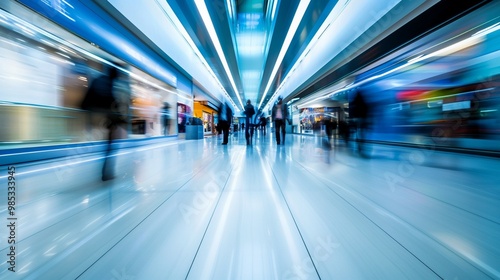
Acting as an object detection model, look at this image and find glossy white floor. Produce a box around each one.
[1,131,499,279]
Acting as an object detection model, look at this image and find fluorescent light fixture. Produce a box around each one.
[480,109,497,113]
[423,36,483,59]
[258,0,311,108]
[244,83,259,90]
[237,44,264,55]
[270,0,279,21]
[350,33,485,90]
[236,32,265,56]
[317,30,493,102]
[299,95,330,107]
[226,0,235,20]
[261,0,349,109]
[40,38,55,47]
[472,21,500,38]
[59,45,77,55]
[195,0,244,109]
[242,70,261,79]
[404,23,498,68]
[56,51,70,58]
[407,55,423,64]
[155,0,239,110]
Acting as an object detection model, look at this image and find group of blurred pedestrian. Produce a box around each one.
[217,102,233,145]
[218,88,371,158]
[81,67,371,183]
[217,96,290,146]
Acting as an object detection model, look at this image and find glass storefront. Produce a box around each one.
[0,7,179,147]
[202,111,213,134]
[298,107,339,134]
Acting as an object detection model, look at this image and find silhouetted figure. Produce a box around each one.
[260,114,267,135]
[271,97,290,145]
[218,102,233,145]
[350,88,370,156]
[338,120,350,144]
[244,99,256,145]
[323,116,337,150]
[81,66,127,181]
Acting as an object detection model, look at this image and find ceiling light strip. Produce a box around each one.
[263,0,349,110]
[302,22,498,107]
[195,0,244,109]
[227,0,235,21]
[155,0,238,109]
[270,0,279,21]
[258,0,311,109]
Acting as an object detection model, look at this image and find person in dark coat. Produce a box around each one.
[249,109,262,144]
[271,97,290,145]
[244,99,256,145]
[323,116,337,150]
[260,114,267,135]
[81,66,127,181]
[218,102,233,145]
[349,88,370,156]
[338,119,350,144]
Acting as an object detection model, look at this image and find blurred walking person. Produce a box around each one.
[323,116,337,150]
[260,114,267,135]
[271,97,290,145]
[218,102,233,145]
[81,66,129,181]
[244,99,256,145]
[349,88,370,156]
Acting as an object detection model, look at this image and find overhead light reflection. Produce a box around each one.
[261,0,348,109]
[298,95,330,107]
[226,0,235,20]
[312,28,490,103]
[471,21,500,37]
[154,0,237,109]
[195,0,244,109]
[259,0,311,109]
[270,0,279,21]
